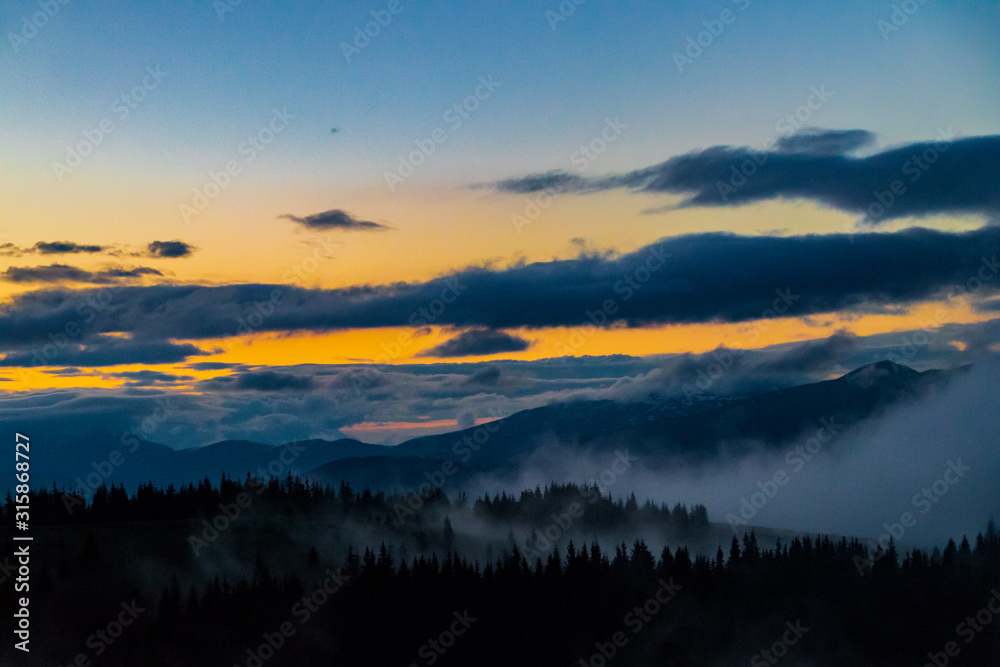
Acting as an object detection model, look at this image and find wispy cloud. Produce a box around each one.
[1,263,162,284]
[279,209,391,231]
[0,240,106,257]
[32,241,106,254]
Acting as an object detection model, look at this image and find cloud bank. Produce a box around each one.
[492,132,1000,225]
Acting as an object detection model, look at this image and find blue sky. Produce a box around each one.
[4,0,999,188]
[1,0,999,443]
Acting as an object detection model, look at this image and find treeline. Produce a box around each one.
[126,522,1000,664]
[3,475,710,536]
[3,478,999,665]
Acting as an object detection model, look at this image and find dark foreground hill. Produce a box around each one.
[2,476,997,666]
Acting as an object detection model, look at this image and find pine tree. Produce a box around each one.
[443,516,455,553]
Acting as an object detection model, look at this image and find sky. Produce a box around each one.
[1,0,999,446]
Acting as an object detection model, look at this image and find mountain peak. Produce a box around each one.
[840,360,918,387]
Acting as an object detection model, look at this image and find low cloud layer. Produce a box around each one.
[1,323,997,449]
[619,361,1000,548]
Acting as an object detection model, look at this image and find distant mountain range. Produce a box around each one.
[14,361,966,496]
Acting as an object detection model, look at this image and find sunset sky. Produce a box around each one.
[1,0,999,446]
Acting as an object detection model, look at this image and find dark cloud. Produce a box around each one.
[492,171,586,195]
[147,240,195,258]
[107,370,196,386]
[466,365,503,385]
[230,371,317,391]
[279,209,390,231]
[101,267,163,280]
[420,329,532,357]
[0,241,108,257]
[774,129,876,156]
[185,361,245,371]
[943,319,1000,354]
[975,298,1000,313]
[2,264,95,283]
[0,338,206,368]
[0,228,996,363]
[1,264,162,284]
[33,241,106,254]
[492,133,1000,224]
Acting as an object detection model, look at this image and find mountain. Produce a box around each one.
[12,362,965,495]
[30,437,393,496]
[309,361,966,489]
[621,359,960,461]
[388,361,960,463]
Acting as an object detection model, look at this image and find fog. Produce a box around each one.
[460,361,1000,551]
